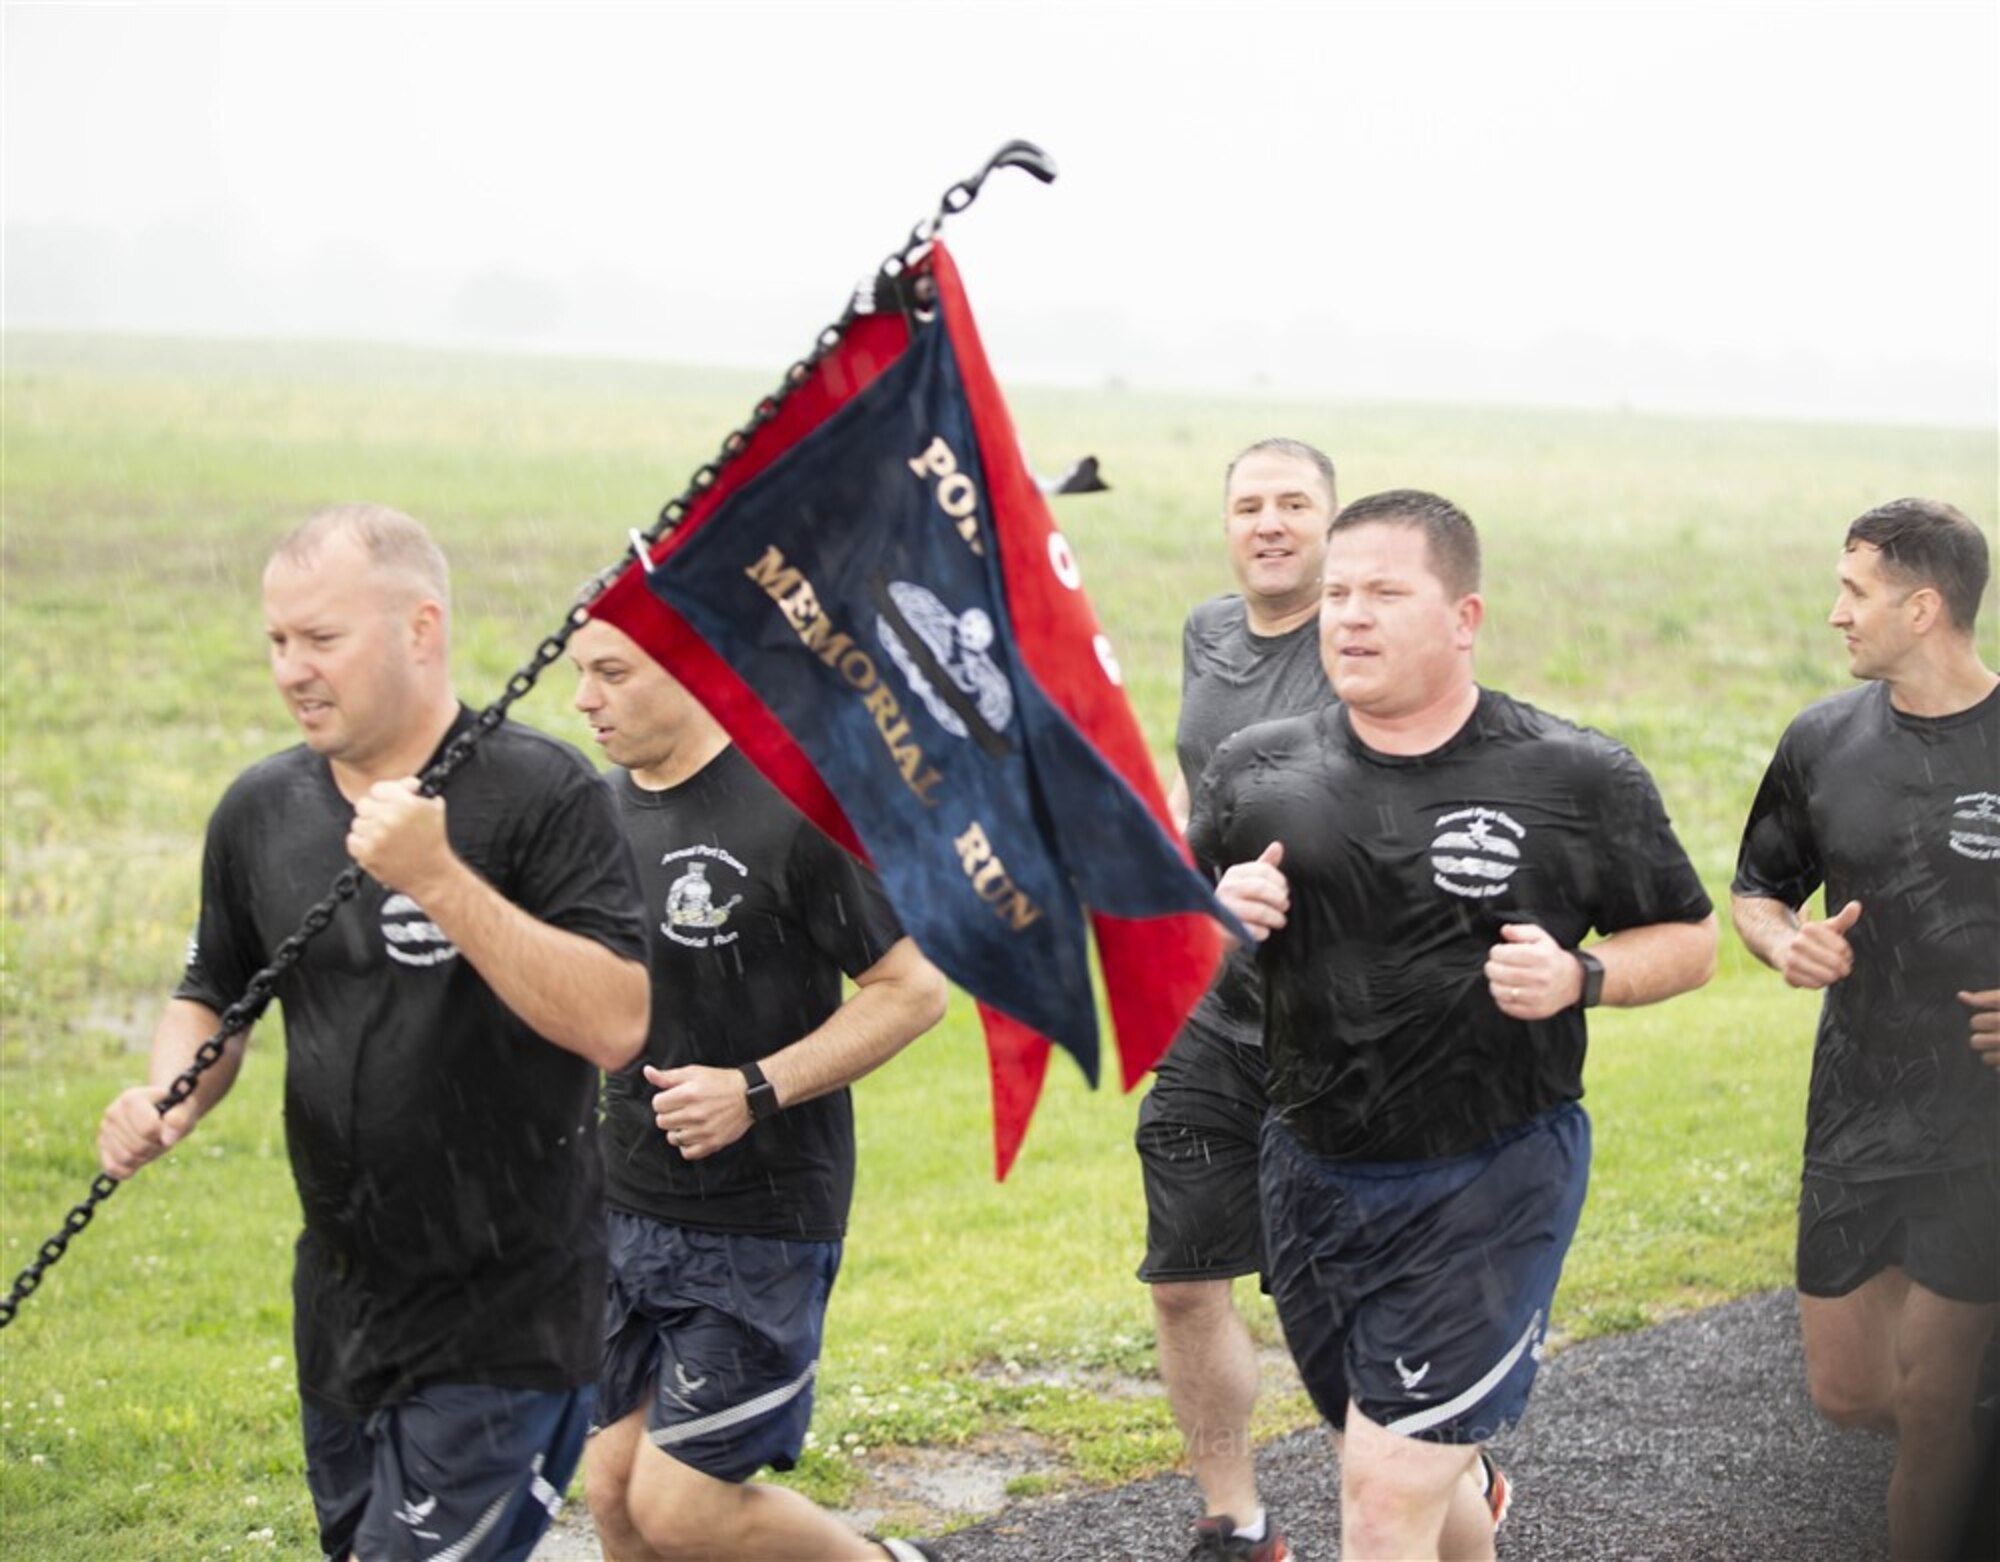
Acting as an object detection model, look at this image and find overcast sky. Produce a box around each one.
[5,2,1995,425]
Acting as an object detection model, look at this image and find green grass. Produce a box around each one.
[2,329,1995,1556]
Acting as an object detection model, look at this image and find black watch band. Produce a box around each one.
[1573,949,1605,1010]
[740,1061,781,1122]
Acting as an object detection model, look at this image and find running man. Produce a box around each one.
[568,615,948,1562]
[1732,497,1999,1561]
[1142,437,1337,1562]
[99,505,651,1561]
[1205,489,1716,1561]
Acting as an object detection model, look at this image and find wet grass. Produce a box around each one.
[2,330,1995,1553]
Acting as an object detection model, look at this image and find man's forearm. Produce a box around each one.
[1595,913,1719,1006]
[151,998,250,1122]
[410,858,648,1069]
[762,941,947,1107]
[1730,893,1801,972]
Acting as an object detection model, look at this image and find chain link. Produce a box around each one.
[0,139,1052,1332]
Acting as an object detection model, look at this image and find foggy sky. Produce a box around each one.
[4,2,1994,427]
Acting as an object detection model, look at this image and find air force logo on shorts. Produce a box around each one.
[1431,806,1526,900]
[380,894,459,968]
[1949,791,2000,862]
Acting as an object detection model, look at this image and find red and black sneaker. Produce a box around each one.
[1185,1513,1293,1562]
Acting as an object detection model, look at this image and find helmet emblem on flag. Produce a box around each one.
[875,580,1015,742]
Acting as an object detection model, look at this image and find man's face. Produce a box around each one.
[1224,451,1333,613]
[1319,521,1478,717]
[569,617,708,773]
[1830,542,1920,682]
[263,535,427,771]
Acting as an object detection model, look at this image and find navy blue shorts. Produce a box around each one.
[302,1381,591,1562]
[1135,1029,1271,1284]
[597,1209,841,1483]
[1797,1162,2000,1304]
[1261,1104,1590,1445]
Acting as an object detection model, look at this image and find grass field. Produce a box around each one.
[2,326,1994,1559]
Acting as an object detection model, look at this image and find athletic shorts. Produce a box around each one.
[597,1209,841,1484]
[1260,1104,1591,1445]
[1135,1028,1272,1284]
[301,1381,591,1562]
[1797,1162,2000,1304]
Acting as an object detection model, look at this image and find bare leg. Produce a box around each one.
[1436,1457,1500,1562]
[1801,1270,2000,1560]
[1800,1272,1907,1432]
[1340,1401,1486,1562]
[1154,1277,1263,1523]
[585,1411,666,1562]
[1886,1283,1999,1562]
[623,1433,886,1562]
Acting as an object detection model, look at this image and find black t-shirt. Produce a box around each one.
[1191,689,1713,1161]
[1733,680,2000,1177]
[1175,595,1335,1053]
[601,745,906,1240]
[176,708,648,1418]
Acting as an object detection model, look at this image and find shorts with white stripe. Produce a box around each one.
[1261,1104,1590,1445]
[303,1382,591,1562]
[597,1210,842,1483]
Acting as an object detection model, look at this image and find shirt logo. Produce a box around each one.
[661,844,748,948]
[1431,807,1525,900]
[875,580,1015,743]
[1950,792,2000,862]
[380,894,459,968]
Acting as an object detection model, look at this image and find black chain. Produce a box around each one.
[0,139,1053,1331]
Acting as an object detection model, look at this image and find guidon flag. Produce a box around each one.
[589,243,1241,1177]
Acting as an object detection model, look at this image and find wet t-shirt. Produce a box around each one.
[601,745,906,1240]
[177,708,648,1417]
[1191,689,1712,1161]
[1733,680,2000,1177]
[1175,595,1335,1052]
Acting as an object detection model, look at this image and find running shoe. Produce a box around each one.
[1478,1450,1512,1530]
[875,1538,941,1561]
[1185,1513,1293,1561]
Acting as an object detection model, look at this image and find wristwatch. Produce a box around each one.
[1573,949,1605,1010]
[740,1060,782,1122]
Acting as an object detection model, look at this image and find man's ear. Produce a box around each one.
[1906,585,1944,636]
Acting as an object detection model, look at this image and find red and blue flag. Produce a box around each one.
[589,243,1237,1176]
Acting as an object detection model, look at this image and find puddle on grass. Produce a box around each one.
[838,1429,1068,1535]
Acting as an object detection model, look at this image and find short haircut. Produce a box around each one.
[270,503,451,608]
[1844,497,1989,633]
[1328,489,1481,598]
[1224,437,1338,509]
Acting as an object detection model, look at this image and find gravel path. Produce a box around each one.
[931,1290,1902,1562]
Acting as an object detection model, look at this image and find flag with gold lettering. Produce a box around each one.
[588,244,1239,1176]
